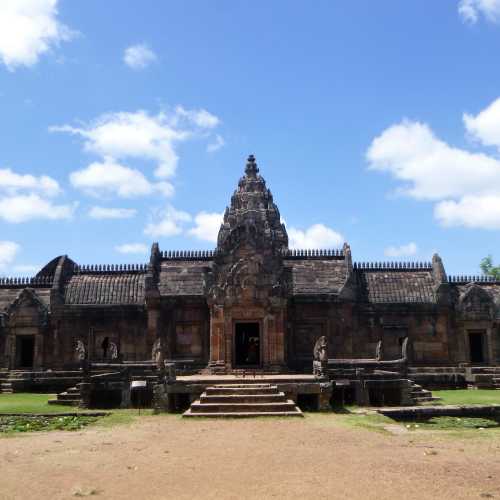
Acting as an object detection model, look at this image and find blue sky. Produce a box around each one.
[1,0,500,276]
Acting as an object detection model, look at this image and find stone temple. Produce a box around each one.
[1,155,499,412]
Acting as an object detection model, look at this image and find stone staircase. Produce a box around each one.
[471,366,500,389]
[48,385,82,406]
[410,382,441,404]
[0,370,13,394]
[183,383,303,418]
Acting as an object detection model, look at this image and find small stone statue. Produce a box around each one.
[313,336,328,377]
[375,340,383,361]
[75,340,86,361]
[152,338,164,370]
[401,337,409,361]
[313,336,328,362]
[109,341,118,360]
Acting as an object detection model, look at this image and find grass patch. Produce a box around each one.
[0,415,98,434]
[306,409,394,433]
[0,393,80,414]
[433,389,500,406]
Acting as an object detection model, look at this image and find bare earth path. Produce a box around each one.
[1,414,500,500]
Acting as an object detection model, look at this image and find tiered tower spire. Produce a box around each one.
[216,155,288,252]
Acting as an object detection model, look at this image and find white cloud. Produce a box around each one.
[367,120,500,201]
[0,241,19,270]
[188,212,223,242]
[123,43,157,70]
[88,206,137,219]
[435,195,500,229]
[367,98,500,230]
[0,194,75,223]
[175,106,220,129]
[287,224,344,249]
[384,242,418,258]
[144,205,191,238]
[115,243,149,254]
[51,107,221,180]
[70,158,173,198]
[0,167,60,196]
[0,0,75,70]
[207,134,225,153]
[459,0,500,23]
[464,97,500,149]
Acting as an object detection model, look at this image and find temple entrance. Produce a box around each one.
[234,322,260,367]
[16,336,35,368]
[468,331,486,363]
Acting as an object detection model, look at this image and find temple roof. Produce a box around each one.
[356,265,437,304]
[64,272,146,306]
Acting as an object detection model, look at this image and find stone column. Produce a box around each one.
[208,305,226,370]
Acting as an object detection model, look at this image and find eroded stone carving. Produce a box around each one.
[75,340,86,361]
[152,338,164,370]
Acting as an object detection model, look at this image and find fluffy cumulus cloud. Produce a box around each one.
[123,43,157,70]
[188,212,223,242]
[384,242,418,258]
[0,0,75,70]
[0,241,20,271]
[459,0,500,23]
[0,166,74,223]
[52,108,220,181]
[144,206,191,238]
[435,196,500,229]
[88,206,137,219]
[367,99,500,230]
[0,168,60,196]
[70,158,173,198]
[463,97,500,149]
[287,224,344,249]
[0,194,75,223]
[115,243,149,254]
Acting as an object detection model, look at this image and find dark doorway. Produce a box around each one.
[469,331,486,363]
[235,322,260,367]
[17,336,35,368]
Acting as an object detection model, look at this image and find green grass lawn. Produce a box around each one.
[0,393,82,414]
[433,389,500,406]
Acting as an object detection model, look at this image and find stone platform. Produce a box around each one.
[159,374,332,413]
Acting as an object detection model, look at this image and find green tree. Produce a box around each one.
[480,255,500,280]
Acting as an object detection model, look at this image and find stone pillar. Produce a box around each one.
[208,305,226,370]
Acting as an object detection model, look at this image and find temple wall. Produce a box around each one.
[44,307,148,367]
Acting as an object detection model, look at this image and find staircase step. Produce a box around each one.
[206,385,278,396]
[183,409,303,418]
[189,400,298,413]
[199,393,286,404]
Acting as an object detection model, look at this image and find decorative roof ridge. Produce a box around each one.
[353,261,432,271]
[0,276,53,288]
[74,264,148,274]
[161,250,217,261]
[447,275,500,284]
[283,248,345,260]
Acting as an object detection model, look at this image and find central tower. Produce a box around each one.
[207,155,289,371]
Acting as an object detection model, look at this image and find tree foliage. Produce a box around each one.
[480,255,500,280]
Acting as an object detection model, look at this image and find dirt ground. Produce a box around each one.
[1,414,500,500]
